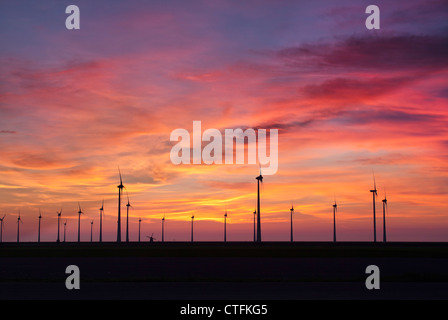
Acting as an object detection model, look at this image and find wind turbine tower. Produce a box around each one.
[126,191,132,243]
[0,214,5,243]
[77,203,83,243]
[117,168,124,243]
[382,193,387,243]
[57,209,62,242]
[138,217,142,242]
[253,209,256,242]
[99,200,104,242]
[162,215,165,243]
[63,220,67,242]
[191,215,194,243]
[290,203,294,242]
[370,174,378,242]
[17,211,22,243]
[256,169,263,243]
[90,220,94,242]
[224,210,227,243]
[38,210,42,243]
[333,201,338,242]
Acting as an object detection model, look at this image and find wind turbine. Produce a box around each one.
[290,202,294,242]
[333,200,338,243]
[63,220,67,242]
[382,192,387,243]
[90,220,94,242]
[17,211,23,243]
[56,208,62,242]
[38,210,42,243]
[370,173,378,242]
[77,203,84,243]
[125,190,132,243]
[117,167,124,243]
[191,215,195,243]
[162,215,165,243]
[253,208,256,242]
[256,167,263,243]
[138,217,142,242]
[0,214,5,243]
[99,200,104,242]
[224,210,228,243]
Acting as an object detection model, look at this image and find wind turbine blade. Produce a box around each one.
[372,170,377,190]
[118,166,123,185]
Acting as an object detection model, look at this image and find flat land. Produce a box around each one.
[1,241,447,300]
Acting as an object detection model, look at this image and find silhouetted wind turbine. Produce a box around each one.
[138,217,142,242]
[117,167,124,243]
[38,210,42,243]
[333,200,338,243]
[162,215,165,243]
[0,214,5,243]
[224,210,228,243]
[90,220,94,242]
[125,190,132,243]
[17,211,23,243]
[191,215,194,243]
[256,167,263,243]
[370,173,378,242]
[99,200,104,242]
[77,203,83,242]
[253,208,256,242]
[56,209,62,242]
[290,202,294,242]
[382,192,387,243]
[63,220,67,242]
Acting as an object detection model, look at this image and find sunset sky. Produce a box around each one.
[0,0,447,242]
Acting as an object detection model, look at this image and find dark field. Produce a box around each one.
[1,241,448,300]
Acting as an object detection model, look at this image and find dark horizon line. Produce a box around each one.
[1,240,447,245]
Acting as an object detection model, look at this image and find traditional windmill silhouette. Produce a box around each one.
[333,200,338,243]
[147,233,155,242]
[38,210,42,243]
[117,167,124,243]
[17,211,23,243]
[370,173,378,242]
[0,214,5,243]
[290,202,294,242]
[256,167,263,243]
[382,192,388,243]
[77,203,84,242]
[56,208,62,242]
[99,200,104,242]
